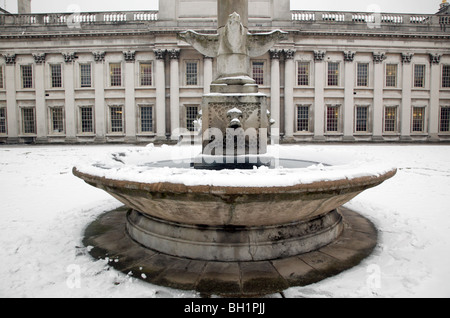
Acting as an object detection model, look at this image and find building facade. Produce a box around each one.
[0,0,449,144]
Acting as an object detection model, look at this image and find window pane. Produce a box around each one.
[296,106,309,131]
[21,65,33,88]
[110,106,123,132]
[384,107,397,132]
[414,64,425,88]
[440,107,450,132]
[357,63,368,87]
[442,65,450,88]
[140,63,152,86]
[186,62,198,86]
[326,106,339,132]
[327,62,339,86]
[252,62,264,85]
[412,107,425,132]
[110,63,122,87]
[80,64,92,88]
[81,107,94,133]
[386,64,397,87]
[22,108,35,134]
[356,106,368,132]
[51,64,62,88]
[186,106,198,132]
[140,106,153,132]
[50,107,64,133]
[0,108,6,134]
[0,66,3,89]
[297,62,309,86]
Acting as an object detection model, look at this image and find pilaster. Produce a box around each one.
[401,53,413,140]
[34,54,47,141]
[284,49,295,138]
[63,54,76,141]
[372,52,386,139]
[154,49,166,138]
[124,51,136,142]
[343,51,355,140]
[313,51,326,140]
[93,52,106,141]
[429,54,442,140]
[5,56,18,140]
[168,49,180,139]
[269,49,281,133]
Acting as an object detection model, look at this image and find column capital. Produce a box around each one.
[93,51,106,62]
[313,50,326,62]
[373,52,386,64]
[343,51,355,62]
[62,52,78,63]
[283,49,296,60]
[402,53,414,64]
[429,53,441,64]
[32,53,46,64]
[269,49,282,60]
[3,53,16,65]
[123,50,136,62]
[154,49,166,60]
[168,49,181,60]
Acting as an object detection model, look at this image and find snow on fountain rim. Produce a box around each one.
[74,144,396,188]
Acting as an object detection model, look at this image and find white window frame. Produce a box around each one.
[385,63,398,88]
[79,63,93,88]
[109,62,123,87]
[20,106,36,135]
[78,105,95,135]
[49,63,63,89]
[20,64,34,89]
[107,105,125,134]
[0,107,7,135]
[48,106,65,135]
[354,105,371,133]
[439,105,450,133]
[325,104,342,133]
[411,106,427,134]
[251,60,265,86]
[185,60,199,86]
[138,104,155,134]
[139,62,153,87]
[383,105,399,134]
[295,104,311,132]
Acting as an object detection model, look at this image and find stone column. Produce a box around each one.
[343,51,355,141]
[123,51,136,142]
[429,54,441,140]
[63,53,77,141]
[168,49,180,139]
[313,50,326,140]
[372,52,386,140]
[33,53,47,141]
[154,49,166,139]
[284,49,295,139]
[270,49,281,133]
[203,56,213,94]
[400,53,413,140]
[4,54,18,141]
[93,51,106,141]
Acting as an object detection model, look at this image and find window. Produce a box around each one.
[355,106,369,132]
[186,106,199,132]
[80,64,92,88]
[21,107,36,134]
[297,62,310,86]
[385,64,397,87]
[414,64,425,88]
[140,63,152,86]
[252,61,264,85]
[50,64,62,88]
[327,62,339,86]
[110,63,122,87]
[186,61,198,86]
[384,106,398,132]
[109,106,124,133]
[21,65,33,89]
[442,65,450,88]
[49,107,64,134]
[357,63,369,87]
[0,108,6,134]
[412,107,425,132]
[440,107,450,132]
[326,105,340,132]
[80,106,94,134]
[0,66,4,89]
[296,105,310,132]
[140,105,154,133]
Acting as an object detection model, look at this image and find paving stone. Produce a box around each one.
[196,262,241,296]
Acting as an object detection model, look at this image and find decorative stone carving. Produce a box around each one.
[373,52,386,63]
[313,50,326,61]
[153,49,166,60]
[62,52,78,63]
[343,51,355,62]
[283,49,296,59]
[93,51,105,62]
[429,53,441,64]
[123,50,136,62]
[167,49,180,60]
[32,53,46,64]
[3,54,16,65]
[269,49,282,59]
[401,53,414,64]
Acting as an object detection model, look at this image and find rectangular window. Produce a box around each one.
[414,64,425,88]
[384,106,398,132]
[252,61,264,85]
[21,107,36,134]
[442,65,450,88]
[50,64,62,88]
[186,106,199,132]
[186,61,198,86]
[110,63,122,87]
[140,63,152,86]
[440,107,450,132]
[0,108,6,134]
[0,66,4,89]
[296,105,310,132]
[412,107,425,132]
[357,63,369,87]
[297,62,310,86]
[355,106,369,132]
[80,106,94,133]
[109,106,124,133]
[326,105,340,132]
[385,64,397,87]
[80,64,92,88]
[21,65,33,89]
[327,62,339,86]
[50,107,64,134]
[140,106,154,133]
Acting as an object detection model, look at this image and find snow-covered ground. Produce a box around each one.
[0,144,449,298]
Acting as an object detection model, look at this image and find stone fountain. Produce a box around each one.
[74,0,396,297]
